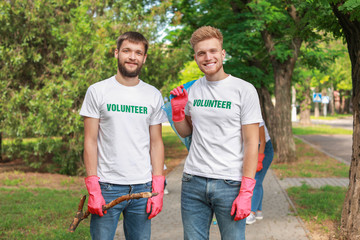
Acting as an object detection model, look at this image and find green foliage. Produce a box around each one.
[1,0,187,174]
[169,0,338,90]
[287,184,346,222]
[0,187,90,240]
[337,0,360,20]
[2,137,82,174]
[162,60,203,94]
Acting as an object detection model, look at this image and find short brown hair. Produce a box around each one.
[190,26,223,49]
[116,32,149,54]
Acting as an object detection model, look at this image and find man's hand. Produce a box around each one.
[231,176,256,221]
[85,175,106,217]
[256,153,265,172]
[146,175,165,219]
[170,85,188,122]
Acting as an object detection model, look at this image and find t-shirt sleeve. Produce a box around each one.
[150,93,168,125]
[184,87,191,116]
[240,84,263,125]
[79,86,100,119]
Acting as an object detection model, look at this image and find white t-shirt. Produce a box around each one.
[80,76,167,185]
[184,75,263,181]
[259,121,271,142]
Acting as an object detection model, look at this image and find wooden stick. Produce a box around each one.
[68,192,158,232]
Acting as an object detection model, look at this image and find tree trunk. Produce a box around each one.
[314,102,320,117]
[257,86,276,150]
[299,78,311,125]
[273,63,297,163]
[341,70,360,240]
[260,17,300,163]
[299,87,311,125]
[341,92,346,113]
[345,90,351,113]
[331,2,360,239]
[329,86,335,115]
[0,132,2,162]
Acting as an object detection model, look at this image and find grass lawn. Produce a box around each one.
[162,125,188,174]
[0,122,351,239]
[292,124,352,135]
[271,138,349,178]
[0,188,90,240]
[273,123,351,239]
[310,114,352,120]
[287,184,346,239]
[0,125,187,240]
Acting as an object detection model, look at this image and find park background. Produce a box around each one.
[1,0,359,239]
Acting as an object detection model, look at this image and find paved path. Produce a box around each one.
[113,117,353,239]
[279,177,349,189]
[296,116,353,165]
[115,160,310,240]
[296,135,352,165]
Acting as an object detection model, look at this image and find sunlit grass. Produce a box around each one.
[0,188,90,240]
[288,184,346,222]
[272,138,349,178]
[292,124,352,135]
[310,113,352,120]
[162,125,186,150]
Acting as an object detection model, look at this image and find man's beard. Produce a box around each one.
[118,59,143,78]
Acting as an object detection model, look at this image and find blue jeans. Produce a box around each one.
[181,173,246,240]
[90,181,152,240]
[251,140,274,212]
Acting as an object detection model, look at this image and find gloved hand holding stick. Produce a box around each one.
[68,191,158,232]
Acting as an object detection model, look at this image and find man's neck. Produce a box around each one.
[115,72,140,86]
[205,70,229,82]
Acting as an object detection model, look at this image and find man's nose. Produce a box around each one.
[205,52,211,60]
[129,51,136,59]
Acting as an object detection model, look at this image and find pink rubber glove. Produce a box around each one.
[170,85,188,122]
[146,175,165,219]
[231,176,256,221]
[85,175,106,217]
[256,153,265,172]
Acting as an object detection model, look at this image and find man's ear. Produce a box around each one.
[143,54,147,64]
[114,48,119,58]
[193,54,198,64]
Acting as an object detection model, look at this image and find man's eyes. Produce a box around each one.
[197,50,218,56]
[122,49,143,55]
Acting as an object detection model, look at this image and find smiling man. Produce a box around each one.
[80,32,167,240]
[170,26,263,240]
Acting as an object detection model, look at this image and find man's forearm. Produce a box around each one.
[84,141,98,176]
[242,142,259,179]
[150,124,165,176]
[242,123,260,179]
[150,141,165,176]
[174,116,192,138]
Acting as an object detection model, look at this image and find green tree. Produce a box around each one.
[293,39,345,122]
[0,0,186,174]
[169,0,337,163]
[323,1,360,238]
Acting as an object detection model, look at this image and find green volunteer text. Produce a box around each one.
[193,99,231,109]
[107,104,148,114]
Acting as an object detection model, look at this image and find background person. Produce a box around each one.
[246,121,274,224]
[80,31,167,240]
